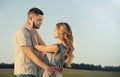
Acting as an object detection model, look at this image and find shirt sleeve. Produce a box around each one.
[57,44,65,53]
[56,44,65,60]
[16,29,32,46]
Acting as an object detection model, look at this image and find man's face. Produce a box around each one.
[33,15,43,29]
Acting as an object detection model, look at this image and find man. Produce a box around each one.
[14,7,56,77]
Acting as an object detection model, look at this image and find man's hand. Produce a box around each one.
[47,66,57,76]
[59,67,63,73]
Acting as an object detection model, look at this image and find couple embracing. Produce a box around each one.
[14,7,74,77]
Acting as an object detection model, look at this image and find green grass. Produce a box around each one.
[0,68,120,77]
[0,69,15,77]
[63,69,120,77]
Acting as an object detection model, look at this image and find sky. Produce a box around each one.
[0,0,120,67]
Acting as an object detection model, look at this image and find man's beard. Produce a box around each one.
[33,22,39,29]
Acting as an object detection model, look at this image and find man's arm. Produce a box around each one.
[22,46,57,75]
[22,46,48,69]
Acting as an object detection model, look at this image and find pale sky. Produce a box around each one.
[0,0,120,67]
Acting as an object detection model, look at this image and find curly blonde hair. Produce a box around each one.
[56,22,74,67]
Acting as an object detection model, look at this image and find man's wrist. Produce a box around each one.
[44,65,49,71]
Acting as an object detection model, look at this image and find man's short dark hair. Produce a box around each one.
[28,7,44,16]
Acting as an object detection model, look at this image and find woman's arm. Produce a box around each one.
[34,44,59,53]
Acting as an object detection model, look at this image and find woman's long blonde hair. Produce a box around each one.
[56,22,74,66]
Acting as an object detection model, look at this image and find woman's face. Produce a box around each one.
[54,28,59,38]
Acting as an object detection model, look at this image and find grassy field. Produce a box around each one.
[0,68,120,77]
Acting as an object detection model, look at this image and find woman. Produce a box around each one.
[34,22,74,77]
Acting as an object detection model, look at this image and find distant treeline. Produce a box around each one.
[66,63,120,72]
[0,63,14,69]
[0,63,120,72]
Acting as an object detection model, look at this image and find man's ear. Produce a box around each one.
[29,17,32,21]
[28,17,33,25]
[28,13,35,24]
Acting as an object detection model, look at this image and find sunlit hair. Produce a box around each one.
[56,22,74,67]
